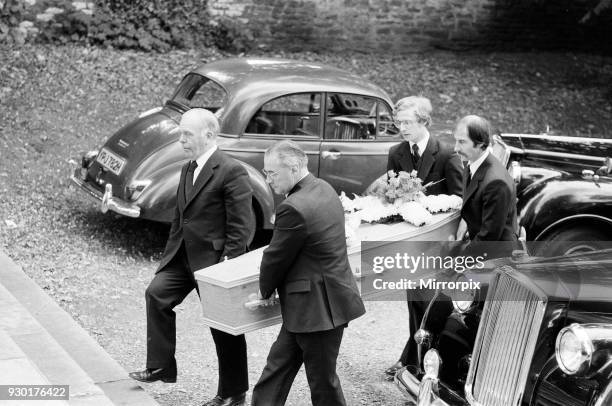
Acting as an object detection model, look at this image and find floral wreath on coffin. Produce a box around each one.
[340,170,462,230]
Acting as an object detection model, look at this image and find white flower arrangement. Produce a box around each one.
[418,194,463,213]
[340,176,462,231]
[396,201,434,226]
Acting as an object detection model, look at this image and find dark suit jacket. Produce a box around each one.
[387,136,463,196]
[157,149,253,273]
[259,174,366,333]
[461,153,518,257]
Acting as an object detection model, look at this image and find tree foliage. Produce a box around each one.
[0,0,253,52]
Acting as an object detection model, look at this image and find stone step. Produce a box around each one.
[0,330,52,385]
[0,282,113,405]
[0,250,158,406]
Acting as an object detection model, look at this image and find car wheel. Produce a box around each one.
[247,204,274,250]
[533,226,611,257]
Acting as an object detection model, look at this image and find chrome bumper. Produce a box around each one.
[70,172,141,218]
[394,367,449,406]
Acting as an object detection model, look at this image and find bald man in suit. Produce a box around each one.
[130,108,254,406]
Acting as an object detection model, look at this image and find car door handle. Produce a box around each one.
[322,151,342,160]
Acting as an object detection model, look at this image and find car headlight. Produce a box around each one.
[126,180,151,201]
[555,323,594,375]
[452,299,475,313]
[423,349,442,379]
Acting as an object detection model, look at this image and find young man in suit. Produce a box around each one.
[384,96,463,379]
[129,108,254,406]
[453,114,519,258]
[251,141,366,406]
[387,96,463,196]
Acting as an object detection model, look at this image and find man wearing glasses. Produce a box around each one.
[387,96,463,196]
[384,96,463,379]
[252,140,365,406]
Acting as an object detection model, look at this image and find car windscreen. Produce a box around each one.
[169,74,227,113]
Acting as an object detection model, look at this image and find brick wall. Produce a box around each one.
[208,0,612,53]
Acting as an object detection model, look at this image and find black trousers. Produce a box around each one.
[145,245,248,397]
[252,324,346,406]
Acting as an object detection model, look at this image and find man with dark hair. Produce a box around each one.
[129,108,253,406]
[453,115,519,257]
[251,140,366,406]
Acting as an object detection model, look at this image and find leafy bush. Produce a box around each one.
[36,0,91,44]
[0,0,254,52]
[0,0,27,42]
[87,0,214,51]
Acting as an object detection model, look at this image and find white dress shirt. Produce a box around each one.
[468,149,489,179]
[192,145,218,184]
[409,133,430,161]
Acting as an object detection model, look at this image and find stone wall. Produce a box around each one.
[208,0,612,53]
[3,0,611,53]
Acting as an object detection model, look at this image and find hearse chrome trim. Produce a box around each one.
[465,269,547,406]
[502,133,612,145]
[522,149,607,163]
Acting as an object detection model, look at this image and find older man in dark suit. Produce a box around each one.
[453,114,519,258]
[387,96,462,196]
[251,140,366,406]
[129,108,254,406]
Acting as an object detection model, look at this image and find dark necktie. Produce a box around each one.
[412,144,420,168]
[185,160,198,199]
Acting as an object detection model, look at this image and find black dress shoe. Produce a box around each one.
[128,367,177,383]
[202,393,246,406]
[384,360,404,377]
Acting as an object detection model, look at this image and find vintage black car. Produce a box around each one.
[504,134,612,255]
[395,247,612,406]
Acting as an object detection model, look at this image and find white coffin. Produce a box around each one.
[194,211,460,335]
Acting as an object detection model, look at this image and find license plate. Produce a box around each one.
[96,148,126,175]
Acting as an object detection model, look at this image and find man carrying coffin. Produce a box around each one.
[384,96,463,380]
[387,96,463,196]
[453,114,519,258]
[251,141,366,406]
[129,108,253,406]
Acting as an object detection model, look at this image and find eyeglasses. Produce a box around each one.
[394,119,419,128]
[262,169,280,179]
